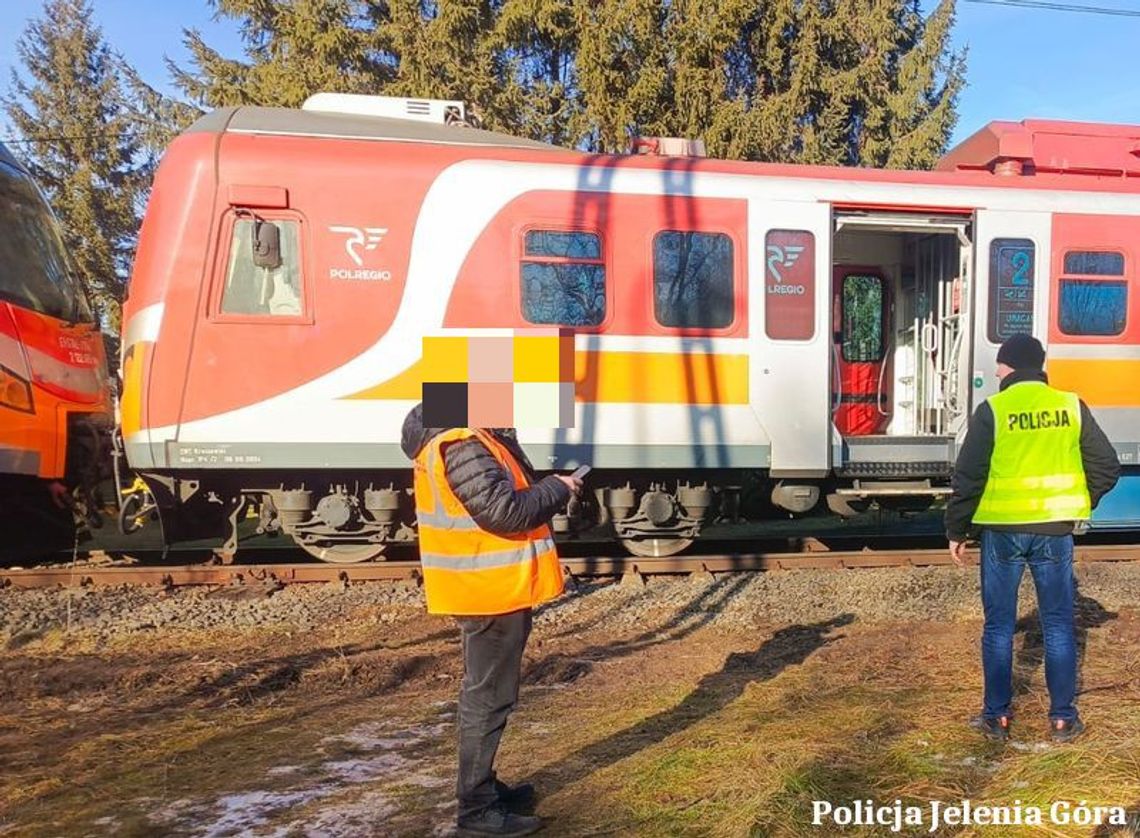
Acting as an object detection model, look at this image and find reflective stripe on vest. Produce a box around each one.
[413,427,564,615]
[973,382,1091,526]
[419,535,559,570]
[416,444,480,531]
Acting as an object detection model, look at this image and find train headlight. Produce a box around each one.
[0,365,34,412]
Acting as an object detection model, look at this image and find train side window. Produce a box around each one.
[841,274,884,362]
[1059,281,1127,336]
[1063,251,1124,276]
[520,229,605,326]
[765,230,815,340]
[1059,250,1127,336]
[987,238,1035,342]
[653,231,734,328]
[220,218,304,317]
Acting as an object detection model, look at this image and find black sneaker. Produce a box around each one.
[495,779,536,813]
[970,714,1011,741]
[1051,717,1085,743]
[457,804,543,837]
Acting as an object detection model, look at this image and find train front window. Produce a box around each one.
[0,160,91,322]
[220,219,304,317]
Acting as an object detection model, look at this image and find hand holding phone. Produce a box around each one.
[556,464,590,495]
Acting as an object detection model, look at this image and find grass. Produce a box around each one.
[4,593,1140,837]
[0,614,458,836]
[497,619,1140,837]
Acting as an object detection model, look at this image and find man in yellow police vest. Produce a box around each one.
[402,402,581,837]
[945,334,1119,743]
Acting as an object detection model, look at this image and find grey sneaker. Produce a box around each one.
[1051,717,1085,743]
[970,714,1011,742]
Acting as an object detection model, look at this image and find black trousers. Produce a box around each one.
[455,608,533,820]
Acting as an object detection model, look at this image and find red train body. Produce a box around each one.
[121,97,1140,560]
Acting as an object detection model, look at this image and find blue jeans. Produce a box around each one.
[980,530,1077,722]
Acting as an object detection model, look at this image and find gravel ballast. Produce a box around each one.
[4,558,1139,645]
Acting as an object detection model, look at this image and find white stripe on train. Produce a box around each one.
[134,159,1140,448]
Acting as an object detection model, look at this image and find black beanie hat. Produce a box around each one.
[996,333,1045,370]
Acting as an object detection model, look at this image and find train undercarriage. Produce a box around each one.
[135,466,952,563]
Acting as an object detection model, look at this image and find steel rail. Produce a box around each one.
[2,544,1137,589]
[0,561,420,589]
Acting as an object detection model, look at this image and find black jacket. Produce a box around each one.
[400,403,571,536]
[944,369,1121,541]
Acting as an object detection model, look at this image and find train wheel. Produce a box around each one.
[620,537,693,558]
[294,539,387,563]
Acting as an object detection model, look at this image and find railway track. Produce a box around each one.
[3,543,1138,590]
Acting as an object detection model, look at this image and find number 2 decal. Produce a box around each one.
[1010,250,1030,285]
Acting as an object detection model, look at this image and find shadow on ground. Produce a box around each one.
[524,573,752,686]
[523,613,855,797]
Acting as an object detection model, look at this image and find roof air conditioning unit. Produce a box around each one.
[302,93,470,126]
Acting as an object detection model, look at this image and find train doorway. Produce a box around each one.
[830,211,973,483]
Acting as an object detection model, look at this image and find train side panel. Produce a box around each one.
[119,108,1140,552]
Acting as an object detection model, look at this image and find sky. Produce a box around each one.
[1,0,1138,149]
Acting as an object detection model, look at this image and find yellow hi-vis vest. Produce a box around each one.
[973,381,1091,526]
[413,428,563,616]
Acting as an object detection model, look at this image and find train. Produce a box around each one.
[0,142,113,547]
[120,94,1140,562]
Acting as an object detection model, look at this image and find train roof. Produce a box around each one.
[939,119,1140,178]
[0,142,29,173]
[182,105,1140,195]
[187,106,561,152]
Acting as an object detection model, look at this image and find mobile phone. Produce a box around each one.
[570,464,592,480]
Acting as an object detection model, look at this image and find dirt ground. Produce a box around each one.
[3,563,1140,837]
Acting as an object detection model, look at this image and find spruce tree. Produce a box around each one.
[171,0,394,109]
[378,1,501,119]
[3,0,151,329]
[172,0,965,169]
[571,0,669,152]
[485,0,580,145]
[733,0,966,168]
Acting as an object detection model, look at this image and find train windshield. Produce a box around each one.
[0,158,93,323]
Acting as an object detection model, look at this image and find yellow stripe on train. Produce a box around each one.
[344,351,750,405]
[1048,359,1140,408]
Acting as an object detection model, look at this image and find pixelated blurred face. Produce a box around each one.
[421,329,575,428]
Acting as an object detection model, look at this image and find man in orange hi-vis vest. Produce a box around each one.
[401,392,581,838]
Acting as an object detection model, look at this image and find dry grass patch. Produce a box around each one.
[503,617,1140,838]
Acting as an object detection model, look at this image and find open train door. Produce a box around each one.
[750,201,833,481]
[832,266,892,436]
[971,209,1052,408]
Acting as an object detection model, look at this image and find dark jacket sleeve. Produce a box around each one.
[441,438,570,536]
[1079,401,1121,509]
[945,402,995,541]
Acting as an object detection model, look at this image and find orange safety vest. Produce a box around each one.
[413,428,564,616]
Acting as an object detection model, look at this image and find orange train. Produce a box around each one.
[1,142,113,547]
[121,95,1140,561]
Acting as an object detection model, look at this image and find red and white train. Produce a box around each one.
[121,94,1140,561]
